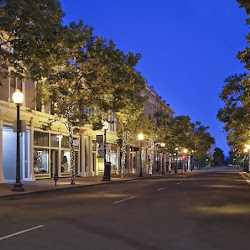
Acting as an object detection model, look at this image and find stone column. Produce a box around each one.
[80,134,85,177]
[116,146,120,174]
[29,117,36,181]
[89,136,94,176]
[0,110,5,183]
[126,145,130,173]
[84,136,89,176]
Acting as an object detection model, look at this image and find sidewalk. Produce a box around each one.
[0,174,140,199]
[0,171,190,199]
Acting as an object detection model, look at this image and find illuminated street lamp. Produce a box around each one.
[244,144,250,173]
[183,148,188,172]
[138,133,144,177]
[175,147,178,174]
[102,121,110,181]
[12,89,24,192]
[160,143,166,174]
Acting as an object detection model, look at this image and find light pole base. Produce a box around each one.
[12,183,24,192]
[138,173,144,177]
[102,176,110,181]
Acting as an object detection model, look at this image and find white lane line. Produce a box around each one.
[0,225,45,241]
[177,182,183,185]
[157,187,168,191]
[113,196,136,204]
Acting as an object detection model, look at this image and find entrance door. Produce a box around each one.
[51,149,58,178]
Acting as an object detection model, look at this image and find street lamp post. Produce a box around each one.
[138,133,144,177]
[183,148,188,172]
[160,143,166,175]
[175,147,178,174]
[244,145,250,173]
[102,121,110,181]
[12,89,24,192]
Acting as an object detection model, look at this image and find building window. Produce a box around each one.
[61,150,71,173]
[92,140,96,152]
[34,131,49,146]
[34,149,49,174]
[51,134,59,147]
[61,136,69,148]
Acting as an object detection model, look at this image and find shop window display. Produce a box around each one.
[61,150,71,173]
[34,149,49,173]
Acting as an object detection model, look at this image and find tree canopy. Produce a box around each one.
[218,1,250,153]
[0,0,64,83]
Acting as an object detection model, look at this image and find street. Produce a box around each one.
[0,168,250,250]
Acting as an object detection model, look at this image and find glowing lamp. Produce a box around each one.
[12,89,24,104]
[138,133,144,140]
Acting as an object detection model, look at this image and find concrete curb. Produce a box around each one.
[241,171,250,180]
[0,174,168,200]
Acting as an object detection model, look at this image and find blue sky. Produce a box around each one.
[60,0,248,155]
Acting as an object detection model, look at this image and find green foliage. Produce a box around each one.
[213,147,225,166]
[0,0,64,84]
[156,114,214,163]
[218,2,250,152]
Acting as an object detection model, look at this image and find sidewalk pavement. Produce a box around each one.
[0,174,139,199]
[0,171,190,199]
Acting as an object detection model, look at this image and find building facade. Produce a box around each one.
[0,77,120,183]
[0,76,174,182]
[125,85,175,175]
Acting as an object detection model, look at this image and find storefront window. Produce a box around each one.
[34,149,49,174]
[34,131,49,146]
[73,138,80,150]
[61,150,71,173]
[109,144,117,170]
[51,134,59,147]
[92,140,96,152]
[61,136,69,148]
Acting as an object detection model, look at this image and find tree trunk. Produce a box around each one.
[120,131,129,178]
[149,138,154,175]
[66,110,76,185]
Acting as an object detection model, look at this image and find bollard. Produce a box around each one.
[54,174,59,187]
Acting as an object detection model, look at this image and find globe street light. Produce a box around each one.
[12,89,24,192]
[138,133,144,177]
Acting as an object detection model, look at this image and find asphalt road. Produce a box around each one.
[0,168,250,250]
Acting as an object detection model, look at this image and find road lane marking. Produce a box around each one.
[0,225,45,241]
[113,196,136,204]
[157,187,168,191]
[177,182,183,185]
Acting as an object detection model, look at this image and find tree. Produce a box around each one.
[217,74,249,151]
[218,1,250,152]
[40,20,148,184]
[192,123,215,165]
[116,89,147,177]
[0,0,64,84]
[213,147,225,166]
[159,116,214,170]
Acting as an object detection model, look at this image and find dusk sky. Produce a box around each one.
[60,0,248,156]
